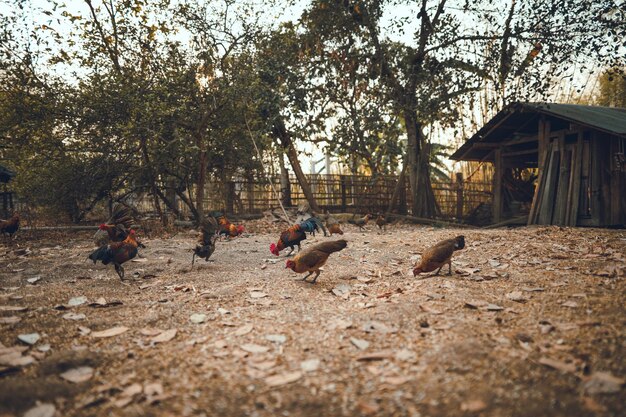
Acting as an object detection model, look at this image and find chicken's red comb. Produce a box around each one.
[237,225,245,233]
[98,223,108,230]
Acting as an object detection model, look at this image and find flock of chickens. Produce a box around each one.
[1,206,464,283]
[41,205,464,284]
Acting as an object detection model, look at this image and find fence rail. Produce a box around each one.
[137,174,492,221]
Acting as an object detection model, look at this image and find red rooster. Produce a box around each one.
[0,212,20,239]
[88,230,141,280]
[270,224,306,256]
[216,214,244,238]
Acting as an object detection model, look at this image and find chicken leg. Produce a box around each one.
[300,272,314,281]
[309,271,321,284]
[114,264,125,280]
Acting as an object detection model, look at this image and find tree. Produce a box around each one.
[301,0,626,218]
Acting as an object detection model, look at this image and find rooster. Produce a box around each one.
[413,236,465,277]
[270,224,307,256]
[286,239,348,283]
[192,216,219,268]
[299,217,327,237]
[0,212,20,239]
[215,213,244,238]
[88,230,141,280]
[348,214,372,231]
[94,204,135,246]
[375,213,387,232]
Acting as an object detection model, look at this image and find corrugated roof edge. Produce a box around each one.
[450,102,626,160]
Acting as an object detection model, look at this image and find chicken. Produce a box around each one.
[324,211,343,235]
[270,224,306,256]
[286,239,348,283]
[192,216,219,267]
[299,217,327,237]
[94,204,135,246]
[328,223,344,236]
[0,212,20,239]
[375,213,387,232]
[348,214,372,231]
[413,236,465,277]
[97,223,129,243]
[88,230,141,280]
[215,213,244,238]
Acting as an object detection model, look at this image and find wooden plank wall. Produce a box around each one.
[529,128,623,227]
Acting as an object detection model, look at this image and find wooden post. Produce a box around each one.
[455,172,464,222]
[247,180,254,213]
[538,143,560,224]
[492,149,503,223]
[340,175,347,212]
[566,132,584,226]
[225,181,235,214]
[279,152,292,207]
[528,119,550,225]
[399,173,407,215]
[553,134,570,225]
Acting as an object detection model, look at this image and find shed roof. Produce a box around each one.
[450,102,626,161]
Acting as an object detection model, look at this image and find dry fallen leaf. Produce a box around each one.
[92,326,129,338]
[240,343,270,354]
[356,350,394,361]
[582,372,624,394]
[538,357,576,373]
[151,329,177,344]
[190,313,207,324]
[300,359,320,373]
[350,338,370,350]
[234,323,253,336]
[506,291,528,303]
[23,403,56,417]
[18,333,40,345]
[60,366,94,383]
[461,399,487,412]
[265,371,302,387]
[249,291,267,299]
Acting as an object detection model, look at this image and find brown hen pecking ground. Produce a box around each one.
[0,223,624,417]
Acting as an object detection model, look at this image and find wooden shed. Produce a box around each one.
[451,102,626,227]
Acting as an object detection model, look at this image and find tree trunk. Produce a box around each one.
[279,151,292,207]
[272,119,320,212]
[386,163,407,214]
[196,144,207,221]
[403,111,439,218]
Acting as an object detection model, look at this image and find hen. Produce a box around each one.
[286,239,348,283]
[324,211,343,235]
[270,224,306,256]
[327,223,344,236]
[413,236,465,277]
[192,216,219,267]
[348,214,372,231]
[0,212,20,239]
[88,229,141,280]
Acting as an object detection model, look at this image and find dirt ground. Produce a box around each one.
[1,222,625,417]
